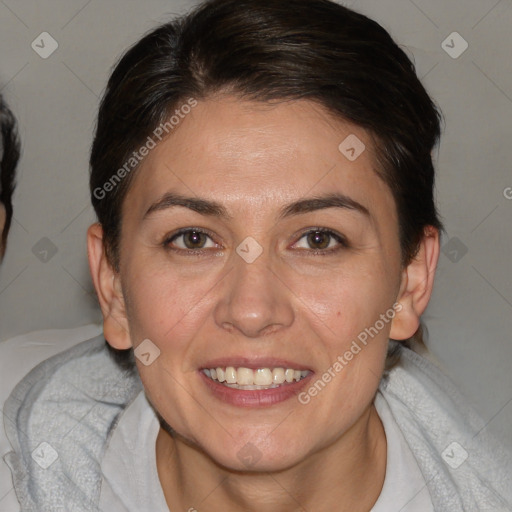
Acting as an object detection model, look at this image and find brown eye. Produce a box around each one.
[182,230,208,249]
[307,230,331,250]
[294,228,348,253]
[165,229,216,251]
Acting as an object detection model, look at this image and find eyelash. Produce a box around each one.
[162,227,349,256]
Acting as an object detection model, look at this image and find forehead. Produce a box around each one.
[123,95,395,223]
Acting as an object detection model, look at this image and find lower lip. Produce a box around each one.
[199,371,314,408]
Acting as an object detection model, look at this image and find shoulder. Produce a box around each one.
[379,343,512,511]
[0,324,103,408]
[0,325,103,511]
[1,325,142,511]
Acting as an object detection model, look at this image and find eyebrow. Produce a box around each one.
[143,191,370,221]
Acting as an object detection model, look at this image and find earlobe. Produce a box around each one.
[87,223,132,349]
[389,226,440,341]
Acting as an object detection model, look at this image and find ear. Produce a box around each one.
[389,226,440,340]
[87,223,132,349]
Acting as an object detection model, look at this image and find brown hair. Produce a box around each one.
[89,0,445,370]
[0,94,20,260]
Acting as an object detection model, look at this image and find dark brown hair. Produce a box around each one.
[0,94,20,260]
[90,0,444,370]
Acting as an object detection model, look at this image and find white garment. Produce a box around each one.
[98,392,168,511]
[98,389,434,512]
[371,392,434,511]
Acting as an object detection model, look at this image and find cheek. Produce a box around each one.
[294,259,396,345]
[123,259,210,337]
[122,266,207,429]
[121,258,222,385]
[298,271,392,423]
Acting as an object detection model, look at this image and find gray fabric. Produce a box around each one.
[3,335,142,512]
[382,344,512,511]
[3,335,512,511]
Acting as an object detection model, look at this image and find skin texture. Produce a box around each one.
[88,95,439,511]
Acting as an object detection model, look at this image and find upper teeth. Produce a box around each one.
[203,367,309,387]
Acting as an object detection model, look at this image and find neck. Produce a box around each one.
[156,402,387,512]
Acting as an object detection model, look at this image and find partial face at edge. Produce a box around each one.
[102,96,408,471]
[0,202,6,259]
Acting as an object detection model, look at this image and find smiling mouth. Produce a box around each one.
[202,366,311,390]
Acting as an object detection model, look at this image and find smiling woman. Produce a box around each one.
[3,0,512,511]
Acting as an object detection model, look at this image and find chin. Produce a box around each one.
[202,435,309,474]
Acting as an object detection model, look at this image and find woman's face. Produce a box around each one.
[113,96,405,471]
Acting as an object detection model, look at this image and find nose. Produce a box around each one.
[213,246,294,338]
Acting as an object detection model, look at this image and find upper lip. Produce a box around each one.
[200,357,313,371]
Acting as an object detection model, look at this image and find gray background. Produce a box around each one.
[0,0,511,447]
